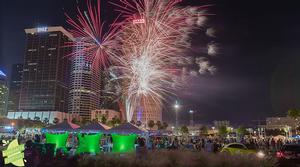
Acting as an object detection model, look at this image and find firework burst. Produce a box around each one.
[110,0,212,121]
[67,0,216,122]
[65,0,120,69]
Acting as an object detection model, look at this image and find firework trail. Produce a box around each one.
[110,0,212,121]
[66,0,216,122]
[65,0,120,69]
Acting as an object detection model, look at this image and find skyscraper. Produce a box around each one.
[132,96,162,125]
[0,70,8,116]
[68,40,101,121]
[19,26,73,114]
[7,64,23,113]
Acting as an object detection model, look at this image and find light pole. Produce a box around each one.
[189,110,194,127]
[174,101,180,128]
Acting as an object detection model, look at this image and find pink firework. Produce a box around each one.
[65,0,120,69]
[110,0,212,121]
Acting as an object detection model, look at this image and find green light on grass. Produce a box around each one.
[112,134,137,153]
[45,133,69,151]
[76,133,102,154]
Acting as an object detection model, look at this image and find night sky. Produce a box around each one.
[1,0,300,126]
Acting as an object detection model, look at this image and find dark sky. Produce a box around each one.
[1,0,300,126]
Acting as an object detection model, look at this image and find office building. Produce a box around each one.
[132,96,162,125]
[266,117,299,130]
[0,70,8,116]
[18,26,73,115]
[7,64,23,112]
[68,40,101,121]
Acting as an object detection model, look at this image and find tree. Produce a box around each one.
[148,120,155,130]
[156,121,162,130]
[53,117,59,124]
[162,122,168,130]
[81,119,91,126]
[218,125,228,137]
[236,126,247,137]
[115,118,121,125]
[43,118,49,124]
[71,117,79,124]
[199,126,208,135]
[136,121,142,127]
[101,115,107,124]
[180,125,189,134]
[34,116,40,121]
[288,109,300,134]
[109,117,121,127]
[288,109,300,119]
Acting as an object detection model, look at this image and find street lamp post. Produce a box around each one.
[189,110,194,127]
[174,101,180,128]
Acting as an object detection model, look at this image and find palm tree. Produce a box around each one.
[288,109,300,134]
[236,126,247,138]
[109,117,121,127]
[136,121,142,127]
[180,125,189,134]
[71,117,79,124]
[101,115,107,124]
[43,118,49,124]
[115,118,121,125]
[218,125,228,137]
[53,117,59,124]
[34,116,40,121]
[148,120,155,130]
[199,126,208,135]
[162,122,168,130]
[156,121,162,130]
[130,120,136,124]
[288,109,300,119]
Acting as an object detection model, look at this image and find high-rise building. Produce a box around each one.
[0,70,8,116]
[7,64,23,113]
[18,26,73,115]
[68,40,101,121]
[132,96,162,125]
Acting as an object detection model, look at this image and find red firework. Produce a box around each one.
[65,0,120,69]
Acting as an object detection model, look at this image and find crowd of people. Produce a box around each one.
[1,129,300,166]
[146,135,300,153]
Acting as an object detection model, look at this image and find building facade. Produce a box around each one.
[7,111,80,124]
[0,70,8,116]
[132,96,162,125]
[68,40,101,121]
[213,120,230,128]
[7,64,23,113]
[18,26,73,114]
[266,117,300,130]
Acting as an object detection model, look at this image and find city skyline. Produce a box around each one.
[1,0,300,125]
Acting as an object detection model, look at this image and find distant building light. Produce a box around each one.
[0,70,6,77]
[4,126,13,130]
[37,27,48,32]
[133,19,145,24]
